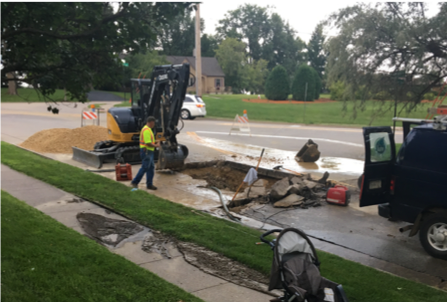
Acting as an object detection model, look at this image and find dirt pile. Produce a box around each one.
[20,126,108,153]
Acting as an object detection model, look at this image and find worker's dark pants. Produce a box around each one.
[132,149,154,187]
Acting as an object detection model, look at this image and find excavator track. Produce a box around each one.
[115,145,141,164]
[94,140,114,150]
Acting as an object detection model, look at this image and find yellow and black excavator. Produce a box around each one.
[72,63,192,169]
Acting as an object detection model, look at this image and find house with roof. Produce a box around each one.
[166,56,225,95]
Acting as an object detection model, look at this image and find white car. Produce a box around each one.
[181,94,206,120]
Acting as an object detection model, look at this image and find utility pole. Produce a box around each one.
[195,4,202,97]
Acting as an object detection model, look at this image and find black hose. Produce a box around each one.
[199,186,240,222]
[178,116,185,131]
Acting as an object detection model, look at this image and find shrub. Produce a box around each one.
[292,64,316,101]
[265,65,290,100]
[373,91,391,101]
[423,92,436,101]
[329,81,345,101]
[311,68,322,100]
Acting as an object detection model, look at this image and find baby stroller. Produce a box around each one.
[260,228,349,302]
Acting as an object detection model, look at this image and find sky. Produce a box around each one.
[199,0,357,42]
[198,0,440,42]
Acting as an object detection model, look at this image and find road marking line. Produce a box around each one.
[195,131,364,148]
[216,122,403,133]
[186,132,235,155]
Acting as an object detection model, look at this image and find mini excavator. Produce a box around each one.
[72,64,192,169]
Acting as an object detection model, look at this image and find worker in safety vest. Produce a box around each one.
[131,116,160,190]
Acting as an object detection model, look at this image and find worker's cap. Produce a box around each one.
[146,116,156,123]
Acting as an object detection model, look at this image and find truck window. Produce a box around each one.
[369,132,392,162]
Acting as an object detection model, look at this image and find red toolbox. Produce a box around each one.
[326,185,351,206]
[115,163,132,181]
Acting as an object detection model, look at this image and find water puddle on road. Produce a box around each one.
[188,134,364,180]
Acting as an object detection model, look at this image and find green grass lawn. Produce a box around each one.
[1,191,202,302]
[2,141,446,302]
[1,87,72,102]
[114,93,430,127]
[201,94,431,127]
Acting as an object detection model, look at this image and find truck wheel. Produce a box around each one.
[419,213,447,259]
[181,109,191,120]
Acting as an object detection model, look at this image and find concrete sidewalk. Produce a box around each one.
[1,164,272,302]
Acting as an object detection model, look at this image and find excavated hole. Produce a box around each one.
[180,160,279,192]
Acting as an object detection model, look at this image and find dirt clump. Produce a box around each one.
[20,126,108,153]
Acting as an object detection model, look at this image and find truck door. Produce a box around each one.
[360,127,396,207]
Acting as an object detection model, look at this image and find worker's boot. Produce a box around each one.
[147,185,157,190]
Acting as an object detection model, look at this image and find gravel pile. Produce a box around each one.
[20,126,108,153]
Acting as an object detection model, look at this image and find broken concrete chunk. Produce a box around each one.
[317,171,330,184]
[252,179,268,187]
[304,200,316,206]
[243,185,266,198]
[303,180,317,189]
[296,139,321,162]
[314,192,327,198]
[288,184,303,195]
[290,176,304,185]
[273,194,304,208]
[270,177,291,200]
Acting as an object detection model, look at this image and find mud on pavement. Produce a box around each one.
[142,231,279,297]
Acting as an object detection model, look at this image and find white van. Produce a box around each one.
[181,94,206,120]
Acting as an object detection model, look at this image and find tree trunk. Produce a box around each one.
[6,72,18,95]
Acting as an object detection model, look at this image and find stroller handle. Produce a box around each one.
[260,229,283,247]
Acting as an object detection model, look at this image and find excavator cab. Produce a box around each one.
[72,64,191,169]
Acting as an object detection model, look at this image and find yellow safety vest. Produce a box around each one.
[139,125,154,151]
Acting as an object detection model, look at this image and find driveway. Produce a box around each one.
[87,91,125,102]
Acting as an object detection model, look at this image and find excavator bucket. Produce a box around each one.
[156,144,188,170]
[72,147,116,169]
[295,139,321,163]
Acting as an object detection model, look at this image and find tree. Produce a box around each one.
[215,38,247,93]
[307,23,327,80]
[157,11,197,56]
[201,34,219,57]
[291,65,316,101]
[1,2,192,105]
[265,65,289,100]
[311,68,322,100]
[262,13,307,77]
[127,51,169,78]
[326,3,447,109]
[244,59,269,94]
[216,4,271,61]
[217,6,306,76]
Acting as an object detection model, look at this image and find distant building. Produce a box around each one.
[166,56,225,95]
